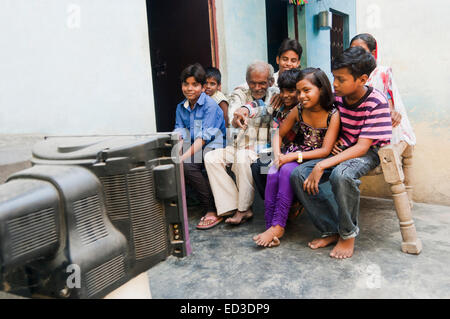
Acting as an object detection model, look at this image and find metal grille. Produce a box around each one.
[85,255,125,297]
[100,175,129,221]
[73,195,108,245]
[127,169,167,260]
[7,208,58,259]
[330,13,344,65]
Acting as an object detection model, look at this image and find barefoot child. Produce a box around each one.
[290,47,392,259]
[254,68,340,247]
[204,67,230,126]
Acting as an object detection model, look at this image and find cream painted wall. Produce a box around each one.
[356,0,450,206]
[0,0,157,135]
[215,0,268,94]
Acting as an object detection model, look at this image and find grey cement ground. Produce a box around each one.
[1,135,449,299]
[0,135,44,183]
[147,196,450,299]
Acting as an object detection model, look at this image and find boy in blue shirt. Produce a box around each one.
[174,63,226,227]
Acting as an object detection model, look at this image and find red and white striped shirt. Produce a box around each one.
[335,87,392,147]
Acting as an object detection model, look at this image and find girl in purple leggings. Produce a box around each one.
[253,68,341,247]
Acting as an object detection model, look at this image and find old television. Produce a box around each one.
[0,133,190,298]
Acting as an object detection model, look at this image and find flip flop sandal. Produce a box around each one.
[196,215,223,230]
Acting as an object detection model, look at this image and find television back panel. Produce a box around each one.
[31,134,190,279]
[6,165,130,299]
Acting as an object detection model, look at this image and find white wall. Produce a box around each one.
[357,0,450,205]
[0,0,156,135]
[215,0,268,94]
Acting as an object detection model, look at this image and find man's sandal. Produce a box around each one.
[196,215,223,230]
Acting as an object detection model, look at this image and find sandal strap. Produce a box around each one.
[199,215,221,225]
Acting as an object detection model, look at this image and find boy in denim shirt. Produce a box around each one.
[174,63,226,226]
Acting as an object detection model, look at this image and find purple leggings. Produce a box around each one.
[264,161,299,229]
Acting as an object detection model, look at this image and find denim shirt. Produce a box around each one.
[173,92,226,149]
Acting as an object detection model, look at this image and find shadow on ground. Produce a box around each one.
[148,196,450,299]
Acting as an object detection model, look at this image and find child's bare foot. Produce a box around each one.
[330,237,355,259]
[254,225,284,247]
[308,234,339,250]
[268,236,280,247]
[225,209,253,225]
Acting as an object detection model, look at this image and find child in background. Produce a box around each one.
[350,33,416,145]
[254,68,340,247]
[204,67,229,126]
[270,38,303,109]
[273,38,303,85]
[290,47,392,259]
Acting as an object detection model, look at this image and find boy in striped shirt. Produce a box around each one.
[290,46,392,259]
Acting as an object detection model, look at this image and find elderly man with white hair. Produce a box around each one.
[196,60,279,230]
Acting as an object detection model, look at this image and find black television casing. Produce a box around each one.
[0,133,190,298]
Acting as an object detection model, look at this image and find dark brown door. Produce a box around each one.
[330,13,344,66]
[146,0,213,132]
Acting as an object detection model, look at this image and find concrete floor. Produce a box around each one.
[1,191,449,300]
[147,196,450,299]
[1,135,449,299]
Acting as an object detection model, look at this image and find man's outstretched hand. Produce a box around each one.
[232,107,249,129]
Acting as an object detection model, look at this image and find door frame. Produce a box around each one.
[208,0,220,69]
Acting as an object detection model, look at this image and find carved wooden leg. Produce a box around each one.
[402,144,415,208]
[378,145,422,254]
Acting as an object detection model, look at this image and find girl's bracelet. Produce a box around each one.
[297,151,303,164]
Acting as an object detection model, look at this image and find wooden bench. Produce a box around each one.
[367,141,422,254]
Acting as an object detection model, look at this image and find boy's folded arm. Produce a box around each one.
[181,138,206,161]
[193,107,225,143]
[315,138,374,170]
[196,127,224,144]
[173,127,189,140]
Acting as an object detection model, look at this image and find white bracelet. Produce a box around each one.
[297,152,303,163]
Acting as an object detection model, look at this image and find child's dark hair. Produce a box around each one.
[180,63,206,85]
[297,68,334,111]
[278,38,303,60]
[350,33,377,52]
[277,69,300,90]
[331,46,377,80]
[205,67,222,85]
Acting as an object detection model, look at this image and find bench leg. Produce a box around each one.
[390,183,422,254]
[378,146,422,254]
[402,145,414,208]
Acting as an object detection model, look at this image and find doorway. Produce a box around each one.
[146,0,215,132]
[265,0,289,71]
